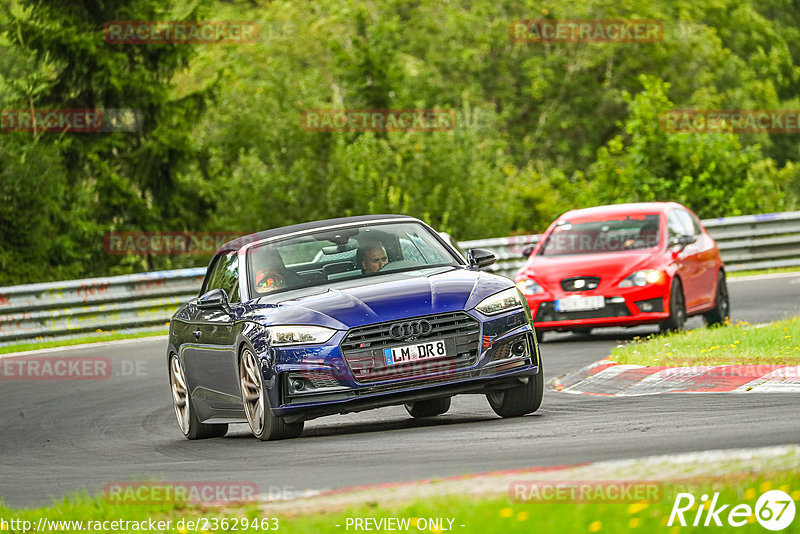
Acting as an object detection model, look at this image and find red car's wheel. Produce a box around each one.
[704,271,730,326]
[660,278,686,332]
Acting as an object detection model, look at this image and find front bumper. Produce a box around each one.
[268,310,539,422]
[525,284,669,331]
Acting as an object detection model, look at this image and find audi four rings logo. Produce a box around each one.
[388,320,433,339]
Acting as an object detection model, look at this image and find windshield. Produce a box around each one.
[247,221,459,296]
[539,214,661,256]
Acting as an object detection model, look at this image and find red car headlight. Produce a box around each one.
[618,269,664,288]
[516,279,545,295]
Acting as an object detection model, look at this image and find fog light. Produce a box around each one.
[291,378,305,391]
[511,340,527,357]
[635,297,664,313]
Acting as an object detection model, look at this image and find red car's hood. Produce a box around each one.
[516,251,658,287]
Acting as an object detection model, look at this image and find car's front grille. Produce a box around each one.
[534,300,631,322]
[340,312,481,383]
[560,276,601,291]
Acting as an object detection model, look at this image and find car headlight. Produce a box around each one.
[516,279,544,295]
[618,269,664,288]
[268,326,337,346]
[476,288,524,315]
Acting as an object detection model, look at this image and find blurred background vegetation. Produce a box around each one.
[1,0,799,284]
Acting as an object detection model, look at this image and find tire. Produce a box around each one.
[660,278,686,332]
[535,329,546,343]
[405,397,451,418]
[486,366,544,418]
[239,347,304,441]
[704,271,730,326]
[169,354,228,440]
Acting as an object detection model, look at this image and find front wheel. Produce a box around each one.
[169,354,228,440]
[486,367,544,418]
[405,397,451,418]
[704,271,730,326]
[659,278,686,332]
[239,347,303,441]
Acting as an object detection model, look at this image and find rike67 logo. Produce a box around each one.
[668,490,795,530]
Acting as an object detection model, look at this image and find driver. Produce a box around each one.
[356,242,388,274]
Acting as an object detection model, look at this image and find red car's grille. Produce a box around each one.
[534,300,631,322]
[560,276,601,291]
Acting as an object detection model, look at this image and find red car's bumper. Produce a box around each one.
[525,282,670,331]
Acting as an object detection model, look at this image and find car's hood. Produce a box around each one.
[241,267,512,329]
[517,252,659,286]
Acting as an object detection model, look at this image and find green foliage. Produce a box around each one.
[586,75,796,217]
[1,0,799,284]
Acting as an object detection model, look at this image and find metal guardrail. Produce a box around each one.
[1,211,798,345]
[0,269,204,344]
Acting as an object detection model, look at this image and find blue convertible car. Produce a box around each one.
[168,215,543,440]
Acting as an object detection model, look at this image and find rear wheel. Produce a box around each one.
[660,278,686,332]
[405,397,451,418]
[239,347,303,441]
[704,271,730,326]
[169,354,228,440]
[486,366,544,418]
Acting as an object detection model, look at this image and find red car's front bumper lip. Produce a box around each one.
[524,285,670,330]
[532,313,669,330]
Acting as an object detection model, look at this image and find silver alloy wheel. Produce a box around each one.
[240,349,265,436]
[169,355,190,435]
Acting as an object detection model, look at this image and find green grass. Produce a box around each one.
[610,317,800,367]
[728,265,800,278]
[1,471,798,533]
[0,330,168,355]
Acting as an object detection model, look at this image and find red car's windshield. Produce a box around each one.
[539,214,661,256]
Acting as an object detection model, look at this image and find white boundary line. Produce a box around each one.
[728,271,800,282]
[0,335,168,359]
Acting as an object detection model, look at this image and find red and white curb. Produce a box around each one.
[552,358,800,396]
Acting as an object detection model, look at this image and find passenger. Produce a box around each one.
[356,242,389,274]
[255,250,304,292]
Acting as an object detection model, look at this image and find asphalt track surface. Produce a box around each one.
[2,274,799,508]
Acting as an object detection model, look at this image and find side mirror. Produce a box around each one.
[670,234,697,250]
[521,244,536,257]
[197,288,230,311]
[468,248,496,270]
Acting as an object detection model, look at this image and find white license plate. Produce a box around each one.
[556,296,605,312]
[384,339,447,365]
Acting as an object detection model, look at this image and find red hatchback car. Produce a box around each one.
[514,202,729,339]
